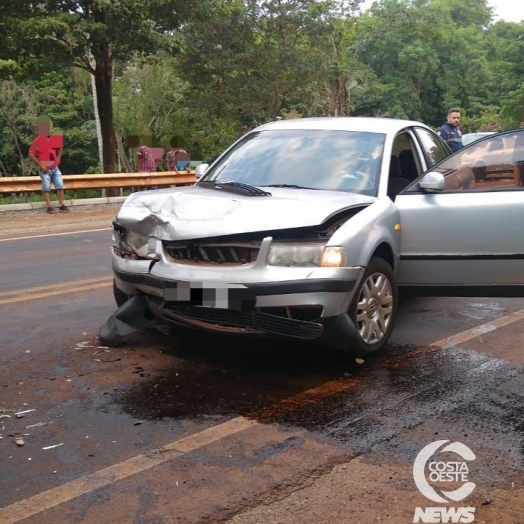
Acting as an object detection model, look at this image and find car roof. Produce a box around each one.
[253,116,432,134]
[461,131,496,145]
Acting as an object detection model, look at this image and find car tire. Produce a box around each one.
[113,279,130,307]
[348,257,397,356]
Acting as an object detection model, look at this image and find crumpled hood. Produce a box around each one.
[115,185,375,240]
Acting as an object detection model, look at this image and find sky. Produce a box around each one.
[487,0,524,22]
[359,0,524,23]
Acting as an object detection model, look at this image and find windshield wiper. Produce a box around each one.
[197,180,272,197]
[262,184,319,190]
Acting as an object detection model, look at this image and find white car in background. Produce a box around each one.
[462,131,496,146]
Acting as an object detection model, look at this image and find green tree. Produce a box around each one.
[0,71,97,176]
[113,53,190,170]
[0,0,196,174]
[486,20,524,128]
[350,0,495,126]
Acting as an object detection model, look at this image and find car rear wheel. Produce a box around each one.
[348,257,397,356]
[113,279,130,307]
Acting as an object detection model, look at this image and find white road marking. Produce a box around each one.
[0,417,258,524]
[1,308,524,522]
[429,307,524,349]
[0,228,110,242]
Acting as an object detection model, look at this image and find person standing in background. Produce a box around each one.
[166,137,191,173]
[136,145,158,172]
[28,116,69,214]
[437,108,464,153]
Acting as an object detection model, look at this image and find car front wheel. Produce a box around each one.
[348,257,397,356]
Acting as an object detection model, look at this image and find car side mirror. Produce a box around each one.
[419,171,445,192]
[195,163,209,179]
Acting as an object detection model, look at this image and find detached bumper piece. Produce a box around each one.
[149,300,324,340]
[99,295,162,347]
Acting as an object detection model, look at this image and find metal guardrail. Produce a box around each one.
[0,171,196,193]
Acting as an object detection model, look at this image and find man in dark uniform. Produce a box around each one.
[437,107,464,153]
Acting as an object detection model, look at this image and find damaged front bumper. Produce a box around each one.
[111,249,364,349]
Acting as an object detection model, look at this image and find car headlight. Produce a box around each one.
[320,246,346,267]
[268,243,323,267]
[267,243,346,268]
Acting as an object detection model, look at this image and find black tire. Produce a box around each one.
[113,279,130,307]
[348,257,397,357]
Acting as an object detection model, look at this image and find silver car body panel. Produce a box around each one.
[111,118,524,349]
[113,234,364,318]
[397,190,524,286]
[115,185,375,240]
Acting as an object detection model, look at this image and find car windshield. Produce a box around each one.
[200,129,386,196]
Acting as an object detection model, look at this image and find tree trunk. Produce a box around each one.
[89,52,104,173]
[89,51,106,196]
[92,41,119,196]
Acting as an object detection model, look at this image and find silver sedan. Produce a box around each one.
[109,118,524,357]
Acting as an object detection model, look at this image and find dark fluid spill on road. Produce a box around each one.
[112,328,370,422]
[110,329,524,478]
[257,344,524,478]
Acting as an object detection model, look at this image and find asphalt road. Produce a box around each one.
[1,215,524,524]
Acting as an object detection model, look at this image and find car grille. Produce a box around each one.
[164,242,259,264]
[160,303,323,340]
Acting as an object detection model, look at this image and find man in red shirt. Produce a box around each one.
[28,119,69,214]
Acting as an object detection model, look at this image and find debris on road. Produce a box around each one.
[76,341,95,349]
[42,443,64,450]
[15,409,36,418]
[15,438,25,446]
[26,421,53,429]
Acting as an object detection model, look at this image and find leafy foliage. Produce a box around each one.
[1,0,524,177]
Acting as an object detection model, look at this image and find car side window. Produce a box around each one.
[414,128,449,167]
[433,129,524,191]
[392,133,421,182]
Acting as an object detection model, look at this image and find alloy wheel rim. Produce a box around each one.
[355,272,394,345]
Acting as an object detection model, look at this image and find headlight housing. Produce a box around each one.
[127,231,158,258]
[113,226,158,259]
[267,243,346,268]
